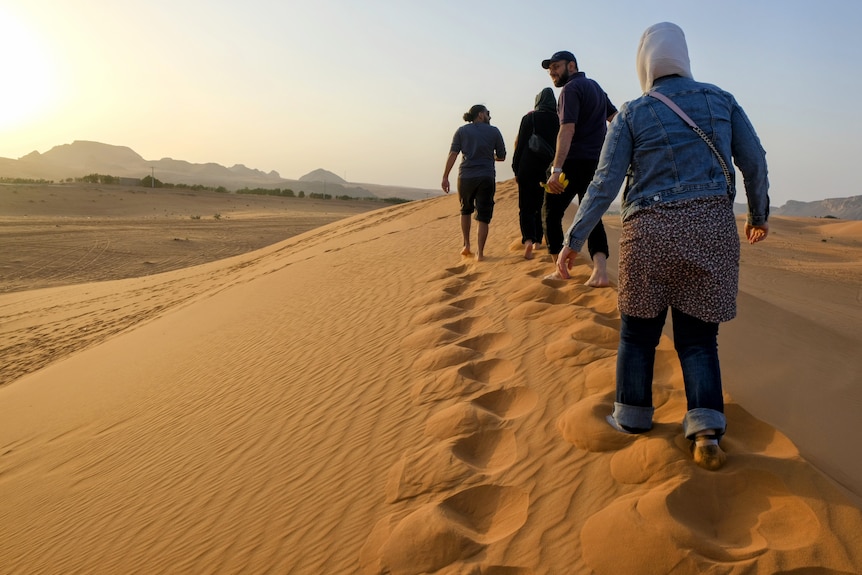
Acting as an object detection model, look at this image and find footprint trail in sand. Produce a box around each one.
[362,263,538,574]
[362,245,862,574]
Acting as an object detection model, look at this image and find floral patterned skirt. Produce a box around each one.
[618,195,740,324]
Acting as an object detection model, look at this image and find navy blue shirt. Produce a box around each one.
[558,71,617,161]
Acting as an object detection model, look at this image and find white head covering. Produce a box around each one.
[636,22,693,93]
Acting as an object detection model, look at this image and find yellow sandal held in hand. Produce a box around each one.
[542,172,569,193]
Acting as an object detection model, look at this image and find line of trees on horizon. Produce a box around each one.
[235,186,409,204]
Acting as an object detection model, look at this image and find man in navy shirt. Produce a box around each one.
[542,51,617,286]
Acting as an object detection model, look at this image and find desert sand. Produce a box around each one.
[1,181,861,574]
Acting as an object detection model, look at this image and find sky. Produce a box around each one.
[2,0,861,207]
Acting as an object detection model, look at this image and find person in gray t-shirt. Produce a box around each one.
[442,104,506,261]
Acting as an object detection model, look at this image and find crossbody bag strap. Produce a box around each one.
[647,90,733,193]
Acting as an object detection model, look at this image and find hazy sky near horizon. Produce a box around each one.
[2,0,860,206]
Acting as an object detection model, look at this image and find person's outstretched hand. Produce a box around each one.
[556,246,578,279]
[744,222,769,244]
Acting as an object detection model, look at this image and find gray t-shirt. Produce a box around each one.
[449,122,506,179]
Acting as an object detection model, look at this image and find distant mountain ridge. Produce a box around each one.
[0,141,439,201]
[3,141,861,217]
[776,196,862,220]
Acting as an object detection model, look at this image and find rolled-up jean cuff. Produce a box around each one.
[682,408,727,440]
[613,402,654,431]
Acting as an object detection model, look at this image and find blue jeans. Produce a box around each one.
[612,308,727,440]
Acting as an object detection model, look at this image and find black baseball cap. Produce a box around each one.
[542,50,576,69]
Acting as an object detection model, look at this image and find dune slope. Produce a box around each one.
[1,182,860,574]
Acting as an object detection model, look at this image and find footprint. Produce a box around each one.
[376,485,529,575]
[401,324,462,349]
[411,359,517,408]
[411,290,466,308]
[450,295,492,311]
[410,304,464,325]
[557,392,637,453]
[566,289,619,317]
[442,282,471,297]
[442,315,492,335]
[578,356,617,396]
[665,470,820,554]
[386,429,517,502]
[425,401,505,440]
[559,316,620,348]
[471,386,538,420]
[451,429,517,473]
[458,332,512,354]
[407,278,475,306]
[544,334,617,367]
[385,441,480,502]
[424,386,537,440]
[507,300,555,321]
[580,469,822,574]
[442,484,530,544]
[719,403,800,457]
[401,317,498,351]
[412,371,485,405]
[460,272,488,282]
[543,314,619,368]
[458,358,517,385]
[608,434,687,485]
[423,264,468,281]
[506,280,570,305]
[413,344,480,372]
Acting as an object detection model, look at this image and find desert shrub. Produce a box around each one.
[80,173,119,184]
[0,177,54,184]
[140,175,163,188]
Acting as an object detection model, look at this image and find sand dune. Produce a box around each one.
[1,181,861,574]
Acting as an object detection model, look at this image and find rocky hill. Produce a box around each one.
[4,141,860,217]
[0,141,439,201]
[776,196,862,220]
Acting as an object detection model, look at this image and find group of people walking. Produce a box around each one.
[440,22,771,471]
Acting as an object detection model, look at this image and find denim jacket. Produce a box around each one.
[565,75,769,252]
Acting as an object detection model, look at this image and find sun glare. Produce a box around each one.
[0,9,58,130]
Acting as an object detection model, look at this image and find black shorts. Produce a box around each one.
[457,176,495,223]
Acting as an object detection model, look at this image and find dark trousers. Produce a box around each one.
[517,176,545,244]
[543,157,609,258]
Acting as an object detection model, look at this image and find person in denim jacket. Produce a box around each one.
[556,22,770,470]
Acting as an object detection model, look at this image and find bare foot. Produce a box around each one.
[461,247,473,258]
[524,241,534,260]
[585,267,609,287]
[543,269,566,280]
[476,252,485,262]
[584,254,610,287]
